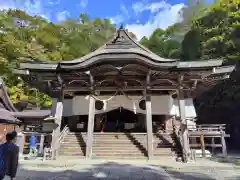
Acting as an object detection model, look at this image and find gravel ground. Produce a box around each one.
[17,158,240,180]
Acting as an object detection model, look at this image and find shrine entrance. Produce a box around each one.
[94,108,146,132]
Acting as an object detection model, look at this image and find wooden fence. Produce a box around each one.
[188,124,229,157]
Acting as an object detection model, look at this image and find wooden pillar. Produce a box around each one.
[51,78,64,160]
[39,134,45,155]
[18,133,25,156]
[145,95,153,160]
[86,95,95,159]
[211,138,215,154]
[221,131,227,157]
[200,135,206,158]
[178,89,190,162]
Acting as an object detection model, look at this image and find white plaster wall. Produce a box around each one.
[51,96,197,118]
[72,95,172,115]
[170,98,197,118]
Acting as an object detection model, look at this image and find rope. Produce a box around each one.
[120,90,144,101]
[91,91,118,102]
[87,91,144,114]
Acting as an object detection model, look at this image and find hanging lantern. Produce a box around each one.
[95,100,104,110]
[139,100,146,110]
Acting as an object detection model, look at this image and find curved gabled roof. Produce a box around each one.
[60,27,177,66]
[16,27,230,72]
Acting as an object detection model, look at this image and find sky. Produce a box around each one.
[0,0,208,40]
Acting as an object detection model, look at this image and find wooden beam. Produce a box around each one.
[65,86,186,92]
[190,144,222,148]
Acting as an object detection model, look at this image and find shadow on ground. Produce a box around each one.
[16,162,229,180]
[210,156,240,166]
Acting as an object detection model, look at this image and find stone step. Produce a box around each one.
[61,141,86,145]
[92,143,136,146]
[92,148,143,152]
[58,152,85,156]
[92,147,144,152]
[62,137,85,139]
[92,152,145,156]
[92,156,147,160]
[59,145,86,149]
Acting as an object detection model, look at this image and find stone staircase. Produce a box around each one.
[131,132,181,157]
[92,133,147,159]
[58,132,87,157]
[58,131,181,159]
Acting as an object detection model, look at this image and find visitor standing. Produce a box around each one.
[0,131,19,180]
[100,115,106,133]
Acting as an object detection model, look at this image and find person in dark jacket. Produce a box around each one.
[0,132,19,180]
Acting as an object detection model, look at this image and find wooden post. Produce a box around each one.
[178,88,190,162]
[18,133,25,156]
[51,77,64,160]
[39,134,45,155]
[200,135,206,158]
[221,131,227,157]
[145,95,153,160]
[211,137,215,154]
[86,95,95,159]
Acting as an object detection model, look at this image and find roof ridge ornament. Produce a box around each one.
[119,24,124,30]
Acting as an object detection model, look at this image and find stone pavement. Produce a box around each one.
[17,162,172,180]
[17,158,240,180]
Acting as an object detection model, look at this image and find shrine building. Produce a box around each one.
[15,27,234,161]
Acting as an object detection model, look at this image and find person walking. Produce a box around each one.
[29,134,37,158]
[0,131,19,180]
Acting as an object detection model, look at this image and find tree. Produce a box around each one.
[191,0,240,61]
[0,10,116,108]
[140,28,181,59]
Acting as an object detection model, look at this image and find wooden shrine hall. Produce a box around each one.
[15,27,235,161]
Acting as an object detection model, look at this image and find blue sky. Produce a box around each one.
[0,0,209,40]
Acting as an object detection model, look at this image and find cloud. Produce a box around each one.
[56,11,70,22]
[48,0,61,5]
[110,4,129,25]
[132,1,170,14]
[80,0,88,8]
[127,1,185,40]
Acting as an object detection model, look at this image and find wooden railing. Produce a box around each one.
[188,124,226,133]
[56,125,69,156]
[187,124,229,158]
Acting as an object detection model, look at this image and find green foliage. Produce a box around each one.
[140,0,240,62]
[139,28,181,59]
[0,10,117,108]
